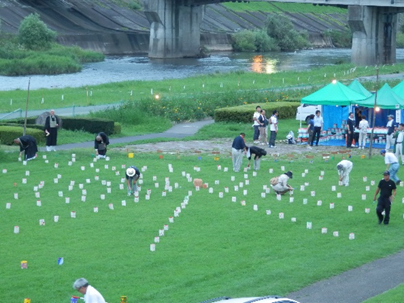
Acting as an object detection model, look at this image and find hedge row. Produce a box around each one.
[0,126,45,145]
[214,102,300,123]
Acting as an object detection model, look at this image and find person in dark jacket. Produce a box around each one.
[247,146,267,170]
[346,112,355,148]
[44,109,59,152]
[14,135,38,161]
[94,132,110,159]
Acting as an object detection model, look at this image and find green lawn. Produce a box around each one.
[1,148,404,302]
[364,283,404,303]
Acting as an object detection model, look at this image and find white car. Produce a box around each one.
[200,296,300,303]
[295,104,322,123]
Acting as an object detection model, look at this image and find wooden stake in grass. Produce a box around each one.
[23,77,31,136]
[368,68,379,159]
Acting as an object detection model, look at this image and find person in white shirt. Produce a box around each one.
[252,106,261,144]
[336,160,353,186]
[310,110,323,146]
[271,171,293,194]
[268,110,278,148]
[73,278,106,303]
[380,150,401,185]
[393,123,404,165]
[385,114,395,151]
[358,115,369,149]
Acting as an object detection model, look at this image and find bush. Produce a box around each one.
[214,102,300,123]
[114,122,122,134]
[266,14,310,51]
[0,126,45,145]
[18,13,56,51]
[254,30,279,52]
[62,117,115,135]
[231,30,256,52]
[397,32,404,48]
[325,29,352,48]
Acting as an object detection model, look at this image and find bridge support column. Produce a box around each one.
[348,6,398,66]
[144,0,203,58]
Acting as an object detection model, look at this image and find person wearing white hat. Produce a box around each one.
[336,160,353,186]
[73,278,106,303]
[270,171,293,194]
[126,166,140,196]
[385,114,395,151]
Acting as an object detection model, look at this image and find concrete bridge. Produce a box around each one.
[144,0,404,65]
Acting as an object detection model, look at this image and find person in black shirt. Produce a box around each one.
[354,107,361,146]
[126,166,140,196]
[232,133,247,172]
[346,112,355,148]
[247,146,267,171]
[14,135,38,161]
[94,132,110,159]
[373,170,397,225]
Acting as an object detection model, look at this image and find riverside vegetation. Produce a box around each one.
[0,13,104,76]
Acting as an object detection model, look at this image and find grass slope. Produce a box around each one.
[1,149,404,302]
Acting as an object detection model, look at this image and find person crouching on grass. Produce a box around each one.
[270,171,293,195]
[246,145,267,171]
[336,160,353,186]
[380,149,401,185]
[94,132,109,159]
[373,170,396,225]
[73,278,106,303]
[126,166,140,196]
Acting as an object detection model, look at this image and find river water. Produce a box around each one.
[1,48,404,91]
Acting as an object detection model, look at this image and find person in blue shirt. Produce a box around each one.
[232,133,247,172]
[126,166,140,196]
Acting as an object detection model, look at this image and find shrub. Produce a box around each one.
[254,30,279,52]
[231,30,256,52]
[18,13,56,51]
[397,32,404,48]
[214,102,300,123]
[0,126,45,145]
[62,117,115,135]
[114,122,122,135]
[325,29,352,48]
[266,14,310,51]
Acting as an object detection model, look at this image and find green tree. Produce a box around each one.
[18,13,56,50]
[254,30,279,52]
[231,30,256,52]
[266,14,310,51]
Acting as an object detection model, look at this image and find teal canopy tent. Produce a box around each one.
[301,81,367,106]
[356,83,404,109]
[348,79,372,98]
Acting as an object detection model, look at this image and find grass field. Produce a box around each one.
[1,148,404,303]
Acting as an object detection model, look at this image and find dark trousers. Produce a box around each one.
[253,125,260,141]
[376,197,391,224]
[354,132,359,146]
[311,127,321,146]
[269,131,277,146]
[346,131,354,147]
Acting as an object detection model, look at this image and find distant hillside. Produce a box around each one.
[0,0,348,54]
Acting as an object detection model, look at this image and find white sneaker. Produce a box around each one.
[253,141,259,144]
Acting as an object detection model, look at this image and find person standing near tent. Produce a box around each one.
[380,149,401,185]
[393,123,404,165]
[386,114,395,151]
[373,170,396,225]
[258,109,268,146]
[252,106,261,144]
[336,160,353,186]
[346,112,355,148]
[354,107,362,147]
[358,115,369,149]
[232,132,247,172]
[268,110,278,148]
[44,109,59,152]
[310,110,323,147]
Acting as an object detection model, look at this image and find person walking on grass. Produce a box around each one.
[73,278,106,303]
[252,106,261,144]
[336,160,353,186]
[232,133,247,172]
[310,110,323,147]
[358,115,369,149]
[393,123,404,165]
[373,170,396,225]
[258,109,268,146]
[380,149,401,185]
[268,110,278,148]
[126,166,140,196]
[44,109,59,152]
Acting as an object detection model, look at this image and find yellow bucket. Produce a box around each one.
[128,153,134,158]
[24,299,31,303]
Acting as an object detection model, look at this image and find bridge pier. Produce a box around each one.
[348,6,400,66]
[144,0,203,58]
